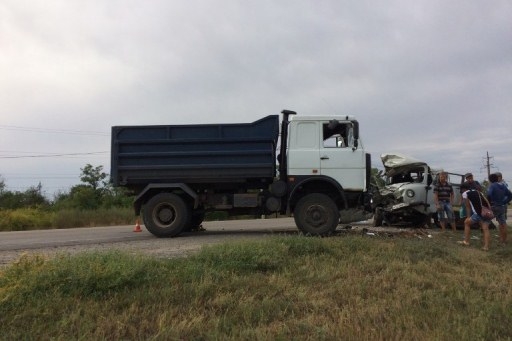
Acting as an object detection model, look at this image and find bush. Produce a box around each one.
[0,209,53,231]
[0,207,135,231]
[51,207,135,229]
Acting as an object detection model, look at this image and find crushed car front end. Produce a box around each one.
[372,153,434,227]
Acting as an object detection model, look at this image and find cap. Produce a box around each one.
[495,172,502,177]
[464,173,473,179]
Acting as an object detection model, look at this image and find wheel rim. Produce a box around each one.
[304,204,328,228]
[153,203,176,228]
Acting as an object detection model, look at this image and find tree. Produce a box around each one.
[68,185,101,210]
[58,164,107,209]
[21,183,49,208]
[80,164,108,190]
[0,183,50,209]
[101,184,134,209]
[371,168,386,188]
[0,176,5,194]
[54,164,133,210]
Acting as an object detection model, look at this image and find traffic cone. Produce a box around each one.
[133,219,142,232]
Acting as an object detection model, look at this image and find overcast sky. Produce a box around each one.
[1,0,511,197]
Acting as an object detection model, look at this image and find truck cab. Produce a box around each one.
[287,115,367,192]
[285,115,372,229]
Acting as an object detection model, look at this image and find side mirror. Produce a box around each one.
[352,121,359,140]
[351,121,359,151]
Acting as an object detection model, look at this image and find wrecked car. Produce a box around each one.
[372,153,464,228]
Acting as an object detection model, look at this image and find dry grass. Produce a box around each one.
[0,207,134,231]
[1,234,512,340]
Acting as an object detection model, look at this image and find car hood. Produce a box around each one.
[381,153,427,177]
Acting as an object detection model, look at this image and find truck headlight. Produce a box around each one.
[406,189,415,198]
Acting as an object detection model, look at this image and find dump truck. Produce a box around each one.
[111,110,373,237]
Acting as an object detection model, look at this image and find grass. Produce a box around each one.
[0,207,275,231]
[0,207,135,231]
[1,234,512,340]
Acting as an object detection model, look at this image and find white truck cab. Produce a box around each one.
[285,115,372,226]
[287,115,368,192]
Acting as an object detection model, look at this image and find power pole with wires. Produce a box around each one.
[482,151,494,177]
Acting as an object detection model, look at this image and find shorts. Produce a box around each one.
[492,205,507,225]
[469,213,492,224]
[437,202,454,221]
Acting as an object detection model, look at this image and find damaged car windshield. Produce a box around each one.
[387,168,425,184]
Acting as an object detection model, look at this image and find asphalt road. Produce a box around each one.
[2,211,507,267]
[0,218,302,251]
[0,217,435,267]
[0,217,349,266]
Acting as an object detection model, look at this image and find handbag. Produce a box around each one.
[481,206,495,220]
[478,193,495,220]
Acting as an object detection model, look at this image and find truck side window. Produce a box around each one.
[296,122,317,148]
[323,123,348,148]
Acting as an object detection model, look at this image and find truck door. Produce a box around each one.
[319,121,366,191]
[287,121,321,175]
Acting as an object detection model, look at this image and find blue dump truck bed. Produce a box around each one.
[111,115,280,189]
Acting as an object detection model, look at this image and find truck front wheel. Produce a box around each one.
[294,193,340,236]
[143,193,190,237]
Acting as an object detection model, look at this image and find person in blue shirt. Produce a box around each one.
[487,173,512,245]
[495,172,508,188]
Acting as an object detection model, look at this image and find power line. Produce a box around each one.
[2,175,78,179]
[0,125,110,136]
[0,151,108,159]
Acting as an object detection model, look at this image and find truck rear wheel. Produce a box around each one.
[143,193,190,237]
[294,193,340,236]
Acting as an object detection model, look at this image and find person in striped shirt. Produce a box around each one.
[433,171,456,231]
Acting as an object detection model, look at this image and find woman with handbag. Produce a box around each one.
[458,182,492,251]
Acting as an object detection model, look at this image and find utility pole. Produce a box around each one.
[483,151,494,177]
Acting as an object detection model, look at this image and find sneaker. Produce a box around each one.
[457,241,470,246]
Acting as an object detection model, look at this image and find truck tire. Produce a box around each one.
[294,193,340,236]
[143,193,191,237]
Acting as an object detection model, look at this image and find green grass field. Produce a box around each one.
[1,233,511,340]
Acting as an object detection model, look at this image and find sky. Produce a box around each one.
[1,0,511,198]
